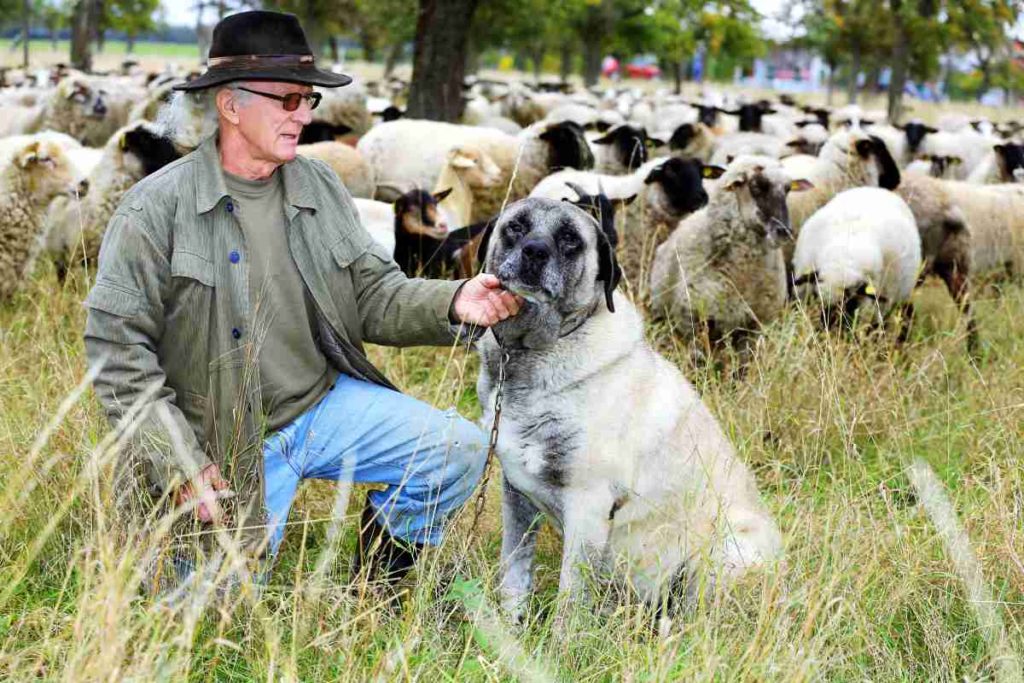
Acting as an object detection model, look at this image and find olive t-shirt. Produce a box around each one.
[224,168,337,432]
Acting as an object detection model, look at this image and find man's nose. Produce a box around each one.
[293,101,314,125]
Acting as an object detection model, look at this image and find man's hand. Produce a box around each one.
[176,463,233,524]
[453,273,524,327]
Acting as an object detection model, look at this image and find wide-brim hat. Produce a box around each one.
[174,10,351,92]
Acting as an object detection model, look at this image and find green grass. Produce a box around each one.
[0,38,198,59]
[1,247,1023,680]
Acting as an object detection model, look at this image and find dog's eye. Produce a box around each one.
[502,220,526,245]
[556,227,582,255]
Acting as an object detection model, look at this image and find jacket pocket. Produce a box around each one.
[171,250,216,287]
[84,279,142,318]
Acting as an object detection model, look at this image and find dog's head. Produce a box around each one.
[485,197,620,348]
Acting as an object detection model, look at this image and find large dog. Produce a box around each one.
[477,197,782,621]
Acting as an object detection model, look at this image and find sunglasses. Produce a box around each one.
[237,86,322,112]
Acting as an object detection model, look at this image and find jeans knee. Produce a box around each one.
[446,414,487,488]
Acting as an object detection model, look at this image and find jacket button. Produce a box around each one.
[229,250,240,264]
[231,328,241,339]
[226,201,234,213]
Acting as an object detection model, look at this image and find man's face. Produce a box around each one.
[234,81,314,164]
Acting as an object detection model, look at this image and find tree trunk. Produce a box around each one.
[70,0,93,72]
[406,0,480,122]
[887,37,908,123]
[847,46,861,104]
[978,58,992,102]
[360,31,378,62]
[582,37,602,88]
[21,0,30,68]
[827,60,836,106]
[674,59,684,95]
[559,42,573,83]
[383,42,403,79]
[126,33,135,53]
[531,46,543,84]
[329,36,339,64]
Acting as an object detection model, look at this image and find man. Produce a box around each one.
[84,10,520,588]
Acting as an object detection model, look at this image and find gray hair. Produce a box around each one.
[156,83,253,151]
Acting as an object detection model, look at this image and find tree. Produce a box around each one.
[70,0,102,71]
[947,0,1023,100]
[105,0,158,52]
[406,0,481,122]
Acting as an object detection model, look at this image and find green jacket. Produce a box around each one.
[84,135,471,550]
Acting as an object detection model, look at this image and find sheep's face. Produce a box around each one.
[719,157,811,247]
[644,157,717,217]
[394,189,448,240]
[112,124,182,179]
[59,77,108,119]
[537,121,595,171]
[901,121,938,153]
[995,143,1024,183]
[446,146,502,189]
[13,141,74,204]
[591,124,648,171]
[487,197,620,329]
[297,121,353,145]
[917,153,961,179]
[823,131,901,190]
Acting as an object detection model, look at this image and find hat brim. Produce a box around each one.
[173,65,351,91]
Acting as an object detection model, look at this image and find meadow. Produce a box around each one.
[1,44,1023,680]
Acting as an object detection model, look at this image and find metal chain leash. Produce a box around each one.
[470,347,510,533]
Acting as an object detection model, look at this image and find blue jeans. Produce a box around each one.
[262,374,487,556]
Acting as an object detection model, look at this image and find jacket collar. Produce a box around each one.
[194,133,319,217]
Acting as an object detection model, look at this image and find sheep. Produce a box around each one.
[431,144,504,229]
[127,78,178,123]
[588,123,649,174]
[357,118,594,222]
[296,141,375,198]
[34,75,143,146]
[792,187,922,337]
[780,154,819,180]
[660,122,715,162]
[0,139,75,301]
[305,78,371,143]
[43,120,181,278]
[967,143,1024,184]
[905,153,962,180]
[709,132,786,166]
[649,156,812,351]
[786,129,902,241]
[783,121,829,156]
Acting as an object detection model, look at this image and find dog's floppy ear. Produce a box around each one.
[596,222,621,313]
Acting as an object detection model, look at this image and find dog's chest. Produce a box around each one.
[498,402,581,503]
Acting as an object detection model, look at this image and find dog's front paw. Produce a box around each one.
[499,590,529,626]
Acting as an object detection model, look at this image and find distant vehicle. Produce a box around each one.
[626,57,661,80]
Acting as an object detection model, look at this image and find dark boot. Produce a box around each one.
[352,501,423,586]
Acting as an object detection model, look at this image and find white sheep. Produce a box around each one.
[0,139,75,300]
[44,121,182,275]
[792,187,922,333]
[650,156,812,346]
[357,118,593,223]
[709,132,785,167]
[967,143,1024,184]
[33,75,143,146]
[431,144,504,229]
[296,141,376,198]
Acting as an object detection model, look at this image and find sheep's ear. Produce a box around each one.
[646,136,666,147]
[643,164,663,185]
[950,156,962,165]
[792,270,819,287]
[433,187,453,202]
[591,131,616,145]
[449,153,477,169]
[702,165,726,179]
[724,174,746,191]
[16,142,40,168]
[119,134,128,150]
[785,139,802,148]
[563,180,588,200]
[618,193,638,206]
[788,179,814,192]
[925,125,939,134]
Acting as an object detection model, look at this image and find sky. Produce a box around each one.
[162,0,794,39]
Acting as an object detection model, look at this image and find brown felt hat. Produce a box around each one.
[173,10,351,92]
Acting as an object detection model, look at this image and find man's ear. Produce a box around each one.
[216,86,241,124]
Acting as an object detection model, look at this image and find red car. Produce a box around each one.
[625,61,661,80]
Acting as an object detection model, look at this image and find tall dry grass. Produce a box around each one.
[1,238,1022,680]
